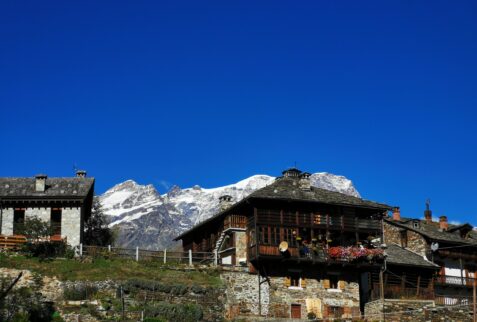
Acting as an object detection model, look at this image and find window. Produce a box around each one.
[329,275,339,289]
[285,273,306,289]
[259,227,270,244]
[51,208,62,235]
[284,228,296,247]
[400,230,408,248]
[270,227,280,245]
[290,274,300,287]
[13,209,25,235]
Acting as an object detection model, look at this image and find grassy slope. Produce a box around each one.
[0,254,222,287]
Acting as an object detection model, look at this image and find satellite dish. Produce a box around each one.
[431,242,439,252]
[279,241,289,253]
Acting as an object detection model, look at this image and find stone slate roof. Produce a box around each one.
[386,244,439,269]
[175,176,391,240]
[385,217,477,246]
[247,177,391,209]
[0,177,95,199]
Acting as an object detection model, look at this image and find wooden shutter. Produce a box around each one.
[323,279,330,289]
[301,277,306,288]
[339,280,345,290]
[284,276,291,287]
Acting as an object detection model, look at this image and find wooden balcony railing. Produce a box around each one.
[223,215,247,230]
[435,275,476,287]
[370,283,434,301]
[253,244,383,265]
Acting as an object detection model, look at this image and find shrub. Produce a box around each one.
[145,302,203,322]
[63,284,98,301]
[21,241,74,260]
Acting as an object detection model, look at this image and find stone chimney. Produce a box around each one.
[299,172,311,191]
[219,195,233,211]
[35,174,47,192]
[424,199,432,223]
[392,207,401,221]
[439,216,448,231]
[76,170,87,178]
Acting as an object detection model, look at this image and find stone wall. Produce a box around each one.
[384,221,428,256]
[1,208,14,235]
[365,299,474,322]
[221,270,269,318]
[0,206,83,248]
[62,207,82,247]
[235,231,247,264]
[26,207,50,223]
[221,270,360,320]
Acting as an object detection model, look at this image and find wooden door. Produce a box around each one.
[291,304,301,319]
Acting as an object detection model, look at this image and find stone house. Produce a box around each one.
[0,171,95,248]
[384,205,477,305]
[175,168,401,320]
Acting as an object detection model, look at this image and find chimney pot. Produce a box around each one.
[424,199,432,223]
[35,174,47,192]
[219,195,233,211]
[76,170,87,178]
[439,216,448,231]
[392,207,401,221]
[299,172,311,191]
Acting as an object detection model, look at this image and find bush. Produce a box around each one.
[21,241,74,260]
[123,278,188,294]
[145,302,203,322]
[63,284,98,301]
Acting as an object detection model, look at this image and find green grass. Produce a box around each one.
[0,253,222,287]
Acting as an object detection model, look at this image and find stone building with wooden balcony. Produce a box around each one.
[176,168,412,320]
[0,171,94,248]
[384,204,477,306]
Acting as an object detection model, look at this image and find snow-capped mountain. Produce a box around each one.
[99,172,360,250]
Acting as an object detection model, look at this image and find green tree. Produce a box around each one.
[15,218,52,243]
[84,197,114,246]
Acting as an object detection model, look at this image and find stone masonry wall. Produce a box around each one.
[62,207,82,247]
[235,231,247,264]
[269,275,360,320]
[384,221,428,256]
[1,208,14,235]
[25,207,51,223]
[365,299,474,322]
[221,270,360,320]
[221,270,269,318]
[1,206,82,248]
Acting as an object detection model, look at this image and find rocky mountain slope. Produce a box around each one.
[99,172,360,250]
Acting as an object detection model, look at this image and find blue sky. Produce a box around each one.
[1,1,476,224]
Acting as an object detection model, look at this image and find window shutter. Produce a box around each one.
[339,280,345,290]
[301,278,306,288]
[285,276,291,287]
[323,279,330,289]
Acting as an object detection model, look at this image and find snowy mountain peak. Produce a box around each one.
[100,171,361,250]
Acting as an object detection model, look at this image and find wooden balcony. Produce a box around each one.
[256,212,380,232]
[250,244,383,266]
[435,275,476,288]
[223,215,247,230]
[370,283,434,301]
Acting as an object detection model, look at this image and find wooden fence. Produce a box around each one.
[80,245,217,266]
